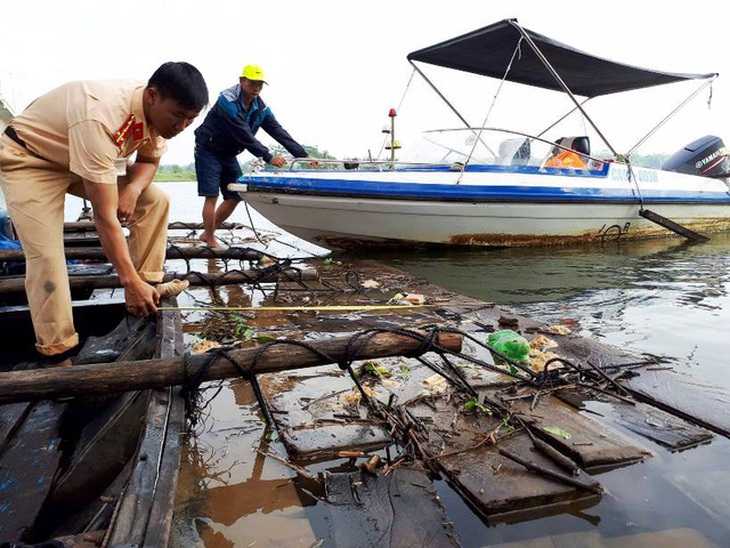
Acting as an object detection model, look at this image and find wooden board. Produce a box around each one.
[555,389,714,451]
[107,299,188,547]
[259,368,393,461]
[325,468,458,547]
[405,396,602,523]
[0,401,65,541]
[506,395,653,472]
[621,369,730,438]
[466,307,715,451]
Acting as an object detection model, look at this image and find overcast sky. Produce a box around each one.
[2,1,728,165]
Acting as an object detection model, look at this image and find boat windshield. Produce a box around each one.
[401,127,609,171]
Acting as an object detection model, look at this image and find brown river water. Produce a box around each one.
[63,182,730,547]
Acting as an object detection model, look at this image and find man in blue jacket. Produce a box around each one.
[194,64,309,247]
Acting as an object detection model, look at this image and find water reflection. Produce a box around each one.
[354,236,730,307]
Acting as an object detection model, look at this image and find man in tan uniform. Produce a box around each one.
[0,62,208,365]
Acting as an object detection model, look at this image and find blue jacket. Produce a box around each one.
[194,83,307,163]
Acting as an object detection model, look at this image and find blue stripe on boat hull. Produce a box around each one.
[243,177,730,204]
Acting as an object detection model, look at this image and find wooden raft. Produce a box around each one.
[245,252,719,526]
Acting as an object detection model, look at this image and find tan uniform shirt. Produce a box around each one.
[11,80,167,184]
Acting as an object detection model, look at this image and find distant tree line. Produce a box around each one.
[593,150,669,169]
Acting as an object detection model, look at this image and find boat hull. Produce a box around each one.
[238,193,730,248]
[230,165,730,249]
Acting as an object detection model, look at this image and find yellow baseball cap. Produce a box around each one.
[241,65,267,84]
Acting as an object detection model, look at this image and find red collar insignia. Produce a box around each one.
[113,114,136,146]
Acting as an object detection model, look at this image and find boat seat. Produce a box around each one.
[497,138,531,166]
[555,136,590,156]
[542,136,591,169]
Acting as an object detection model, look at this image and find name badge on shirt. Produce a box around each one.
[115,157,130,176]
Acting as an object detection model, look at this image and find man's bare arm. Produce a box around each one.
[117,155,160,221]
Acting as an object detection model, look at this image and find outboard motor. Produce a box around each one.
[663,135,730,177]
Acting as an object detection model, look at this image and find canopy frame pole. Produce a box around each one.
[509,20,619,158]
[408,60,471,128]
[409,61,499,169]
[627,77,716,156]
[536,98,592,140]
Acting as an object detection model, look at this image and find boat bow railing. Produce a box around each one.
[287,127,611,173]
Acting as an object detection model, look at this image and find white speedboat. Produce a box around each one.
[230,18,730,249]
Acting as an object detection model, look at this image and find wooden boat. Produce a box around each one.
[0,295,185,545]
[230,19,730,250]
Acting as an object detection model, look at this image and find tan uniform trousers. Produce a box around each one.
[0,135,169,356]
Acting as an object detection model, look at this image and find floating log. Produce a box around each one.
[0,329,463,403]
[0,268,317,295]
[0,245,264,263]
[62,221,245,232]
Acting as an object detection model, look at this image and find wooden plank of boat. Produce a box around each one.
[140,387,186,546]
[106,303,186,545]
[324,468,459,547]
[0,400,65,541]
[31,318,159,536]
[0,361,36,454]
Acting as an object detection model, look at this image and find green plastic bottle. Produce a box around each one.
[487,329,531,363]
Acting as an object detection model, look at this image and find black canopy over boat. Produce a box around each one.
[407,18,715,97]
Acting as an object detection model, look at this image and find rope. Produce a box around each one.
[243,200,267,245]
[180,350,225,429]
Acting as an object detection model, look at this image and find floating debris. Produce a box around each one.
[191,338,222,354]
[548,324,573,335]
